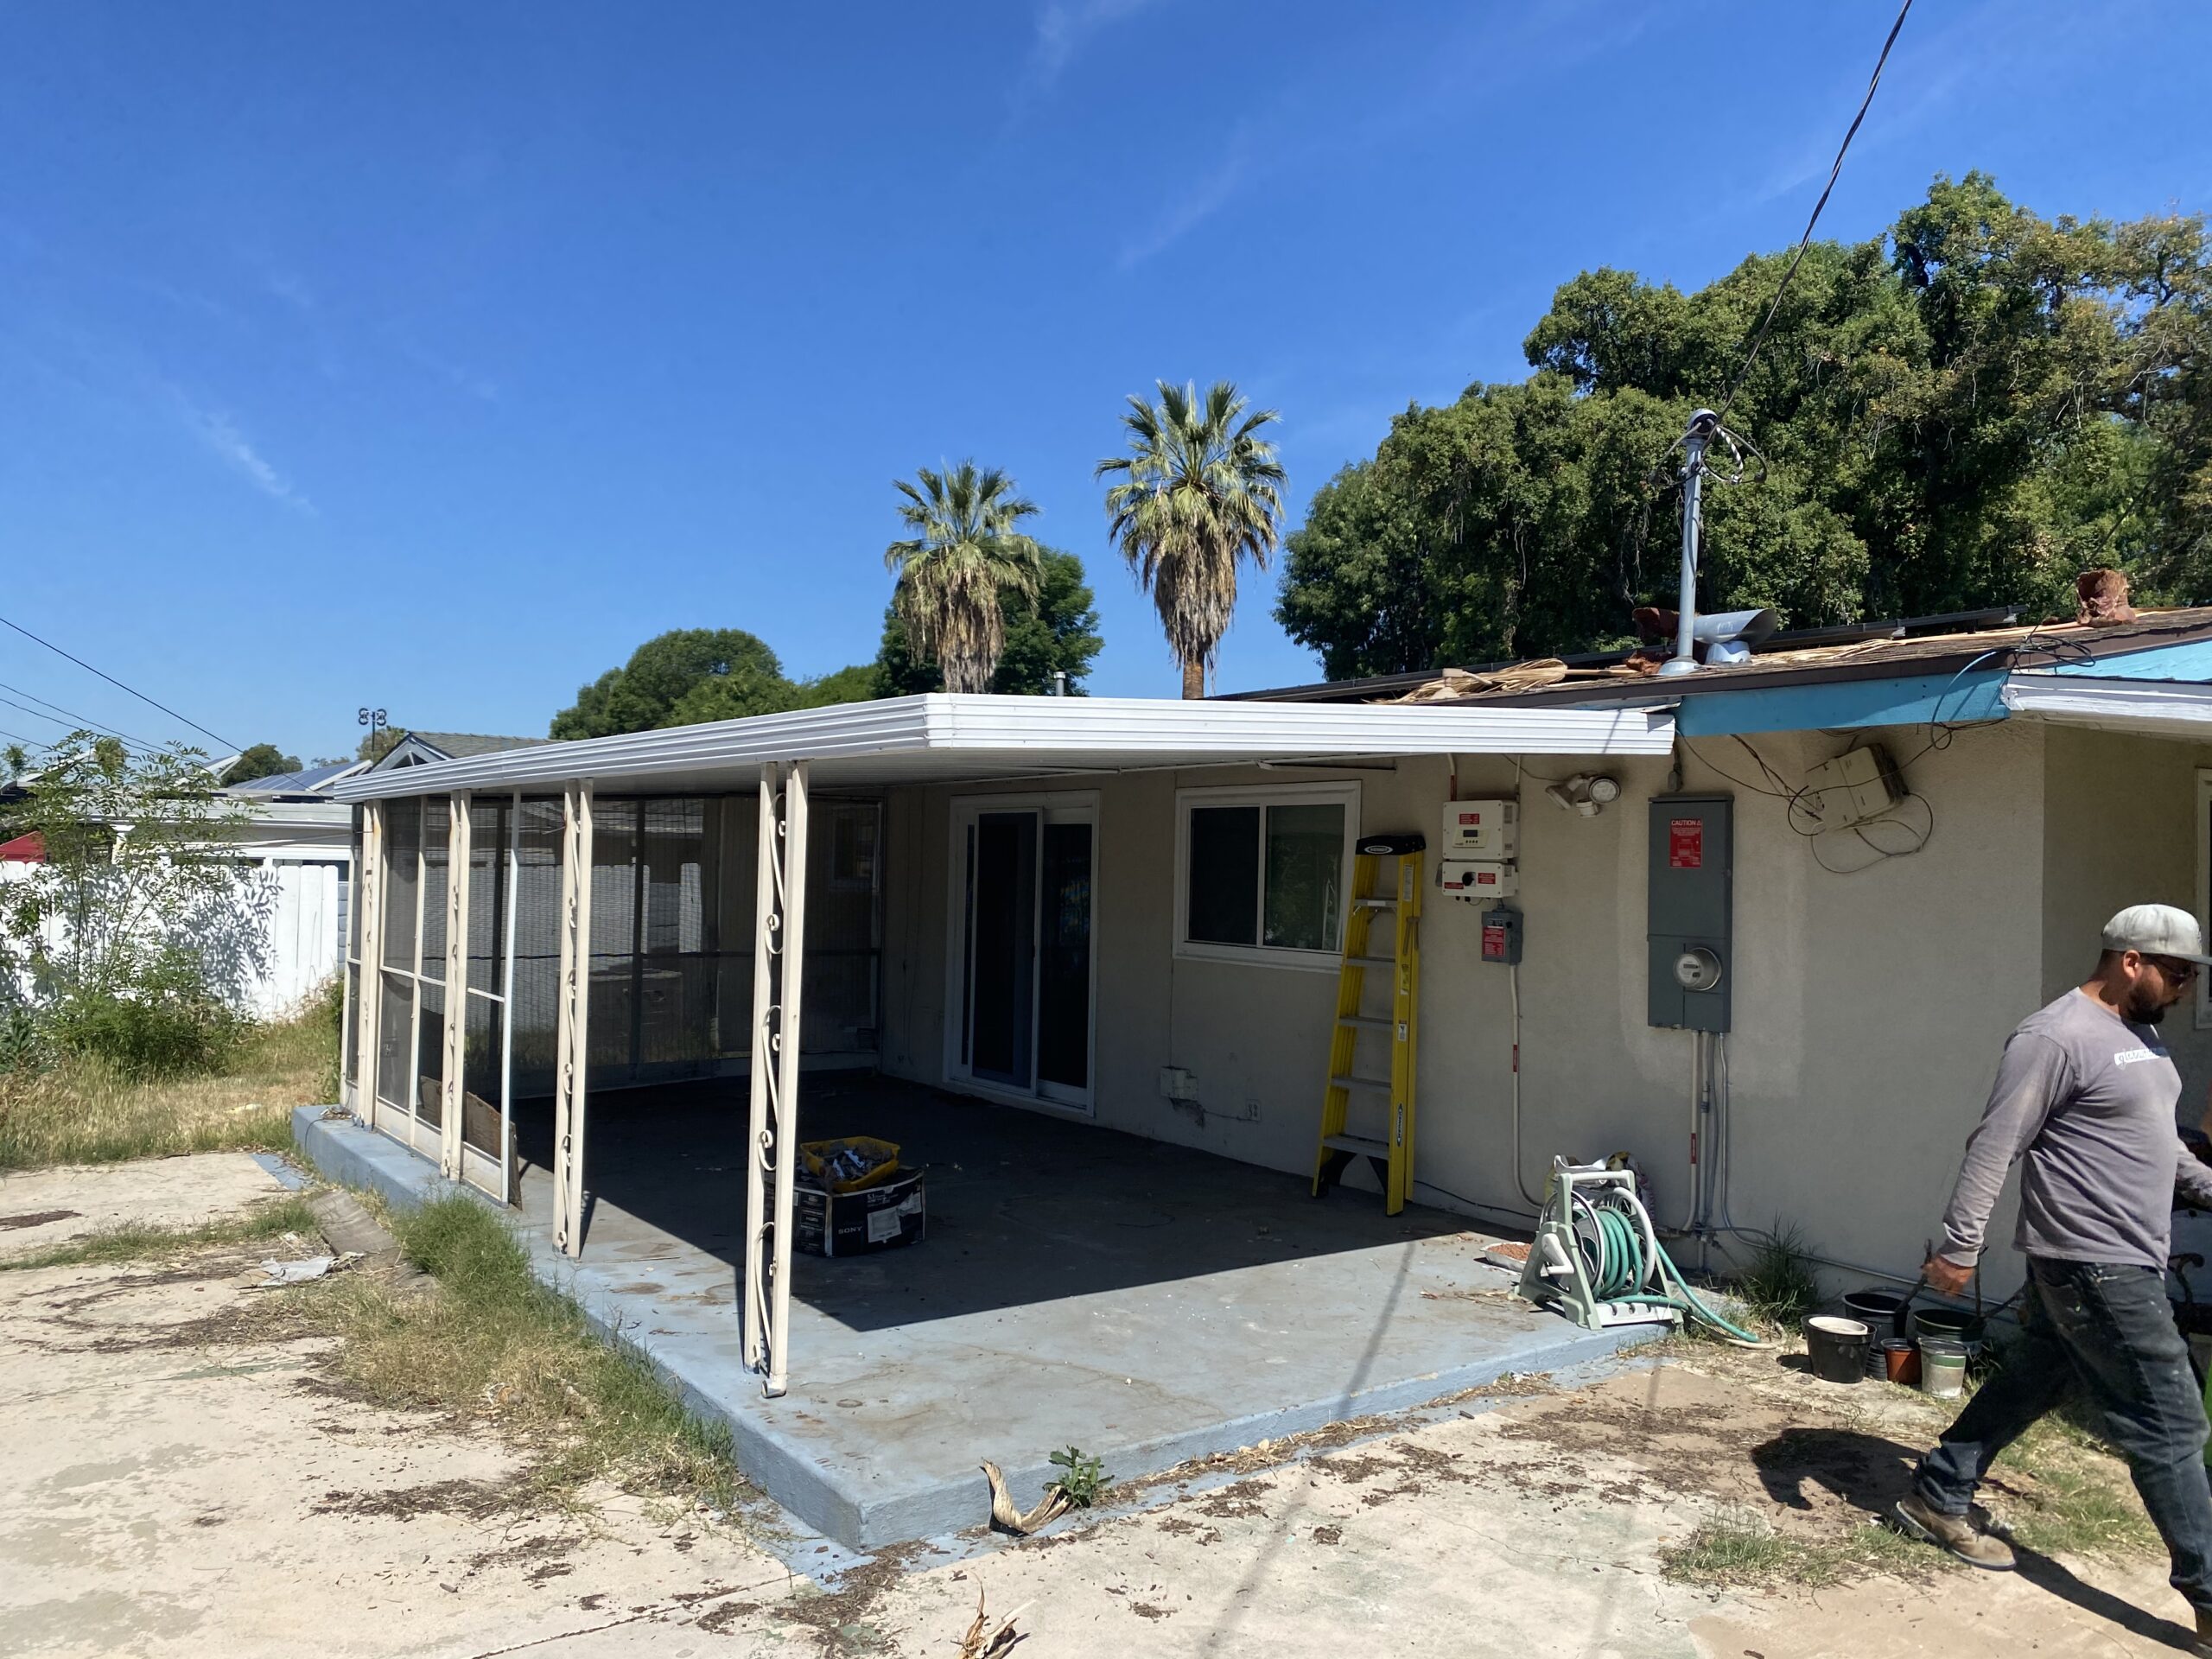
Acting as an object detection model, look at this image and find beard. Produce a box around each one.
[2126,983,2171,1024]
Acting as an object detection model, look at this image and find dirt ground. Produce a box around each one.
[0,1154,2201,1658]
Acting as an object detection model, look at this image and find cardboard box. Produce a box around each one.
[795,1168,926,1256]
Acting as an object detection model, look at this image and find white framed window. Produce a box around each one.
[2196,769,2212,1029]
[1173,782,1358,971]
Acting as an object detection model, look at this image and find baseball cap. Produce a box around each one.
[2102,903,2212,966]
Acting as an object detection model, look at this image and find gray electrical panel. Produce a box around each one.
[1648,796,1732,1032]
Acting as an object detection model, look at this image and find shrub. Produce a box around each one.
[47,957,245,1078]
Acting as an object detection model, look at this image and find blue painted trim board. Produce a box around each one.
[1672,667,2009,736]
[2052,638,2212,682]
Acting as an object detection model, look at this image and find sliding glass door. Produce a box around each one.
[949,795,1096,1111]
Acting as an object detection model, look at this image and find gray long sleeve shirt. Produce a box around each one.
[1939,988,2212,1270]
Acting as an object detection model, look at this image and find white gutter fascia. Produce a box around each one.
[2001,673,2212,734]
[328,694,1675,803]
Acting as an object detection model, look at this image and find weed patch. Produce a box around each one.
[302,1194,751,1515]
[1,1194,321,1271]
[1726,1225,1821,1331]
[0,1005,330,1170]
[1661,1510,1937,1588]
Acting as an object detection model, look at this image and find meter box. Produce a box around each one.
[1647,796,1731,1032]
[1442,799,1518,859]
[1440,859,1517,901]
[1480,906,1522,964]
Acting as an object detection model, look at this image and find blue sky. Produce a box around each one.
[2,1,2208,760]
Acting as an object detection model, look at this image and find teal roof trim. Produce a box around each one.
[2050,638,2212,683]
[1673,667,2009,736]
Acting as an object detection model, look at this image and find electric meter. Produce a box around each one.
[1673,945,1723,994]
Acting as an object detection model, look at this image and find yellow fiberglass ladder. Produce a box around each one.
[1312,834,1423,1215]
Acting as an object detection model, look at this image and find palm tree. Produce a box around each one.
[884,462,1046,694]
[1096,379,1286,698]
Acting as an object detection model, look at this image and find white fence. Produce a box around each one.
[0,852,350,1022]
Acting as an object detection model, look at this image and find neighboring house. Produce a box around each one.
[327,604,2212,1392]
[371,730,551,772]
[219,761,367,1017]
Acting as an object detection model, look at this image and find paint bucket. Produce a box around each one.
[1910,1305,1986,1360]
[1805,1315,1872,1384]
[1879,1337,1922,1387]
[1842,1288,1910,1341]
[1919,1336,1968,1400]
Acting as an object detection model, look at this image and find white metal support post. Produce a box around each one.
[743,760,810,1397]
[552,782,594,1257]
[439,792,473,1180]
[353,803,385,1128]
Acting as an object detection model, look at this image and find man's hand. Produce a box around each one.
[1923,1253,1974,1298]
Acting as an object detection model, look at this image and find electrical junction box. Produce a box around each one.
[1647,796,1731,1033]
[1480,906,1522,964]
[1440,858,1517,901]
[1796,743,1903,831]
[1442,799,1518,859]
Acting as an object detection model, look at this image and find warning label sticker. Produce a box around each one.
[1669,818,1704,869]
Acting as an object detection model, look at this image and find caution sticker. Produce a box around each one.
[1669,818,1704,869]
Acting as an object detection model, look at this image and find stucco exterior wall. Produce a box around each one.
[876,717,2056,1287]
[2042,723,2212,1115]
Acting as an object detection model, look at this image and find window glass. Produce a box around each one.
[1186,805,1260,945]
[1263,804,1346,951]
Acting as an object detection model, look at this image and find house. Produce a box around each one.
[313,610,2212,1545]
[369,729,551,772]
[218,761,369,1017]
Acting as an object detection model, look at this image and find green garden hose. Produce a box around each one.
[1571,1192,1767,1346]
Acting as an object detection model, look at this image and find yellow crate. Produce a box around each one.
[800,1136,901,1194]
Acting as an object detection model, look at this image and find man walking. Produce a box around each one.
[1897,905,2212,1644]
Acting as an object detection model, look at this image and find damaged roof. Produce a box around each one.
[1229,606,2212,709]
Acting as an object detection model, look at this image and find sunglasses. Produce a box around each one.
[2148,956,2201,985]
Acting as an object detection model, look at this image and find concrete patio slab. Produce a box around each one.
[296,1079,1658,1549]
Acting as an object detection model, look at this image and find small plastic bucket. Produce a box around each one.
[1910,1304,1986,1353]
[1919,1336,1968,1400]
[1805,1315,1872,1384]
[1842,1288,1910,1341]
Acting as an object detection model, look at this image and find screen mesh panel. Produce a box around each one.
[507,799,565,1096]
[362,791,880,1106]
[382,798,420,970]
[466,799,507,996]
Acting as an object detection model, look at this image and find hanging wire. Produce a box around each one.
[0,677,166,753]
[0,612,238,751]
[1711,0,1916,429]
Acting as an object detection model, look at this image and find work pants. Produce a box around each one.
[1916,1255,2212,1613]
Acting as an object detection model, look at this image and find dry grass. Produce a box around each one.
[0,1194,322,1272]
[302,1194,752,1515]
[0,1008,331,1171]
[1662,1508,1937,1588]
[1989,1404,2164,1560]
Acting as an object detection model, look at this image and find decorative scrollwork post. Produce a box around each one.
[743,760,810,1395]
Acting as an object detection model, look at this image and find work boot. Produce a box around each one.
[1891,1492,2016,1569]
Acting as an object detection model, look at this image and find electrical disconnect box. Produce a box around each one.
[1796,743,1904,831]
[1647,796,1732,1032]
[1480,906,1522,964]
[1440,799,1519,901]
[1442,799,1517,857]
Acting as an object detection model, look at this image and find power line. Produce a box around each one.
[0,680,162,753]
[0,611,238,752]
[1712,0,1913,427]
